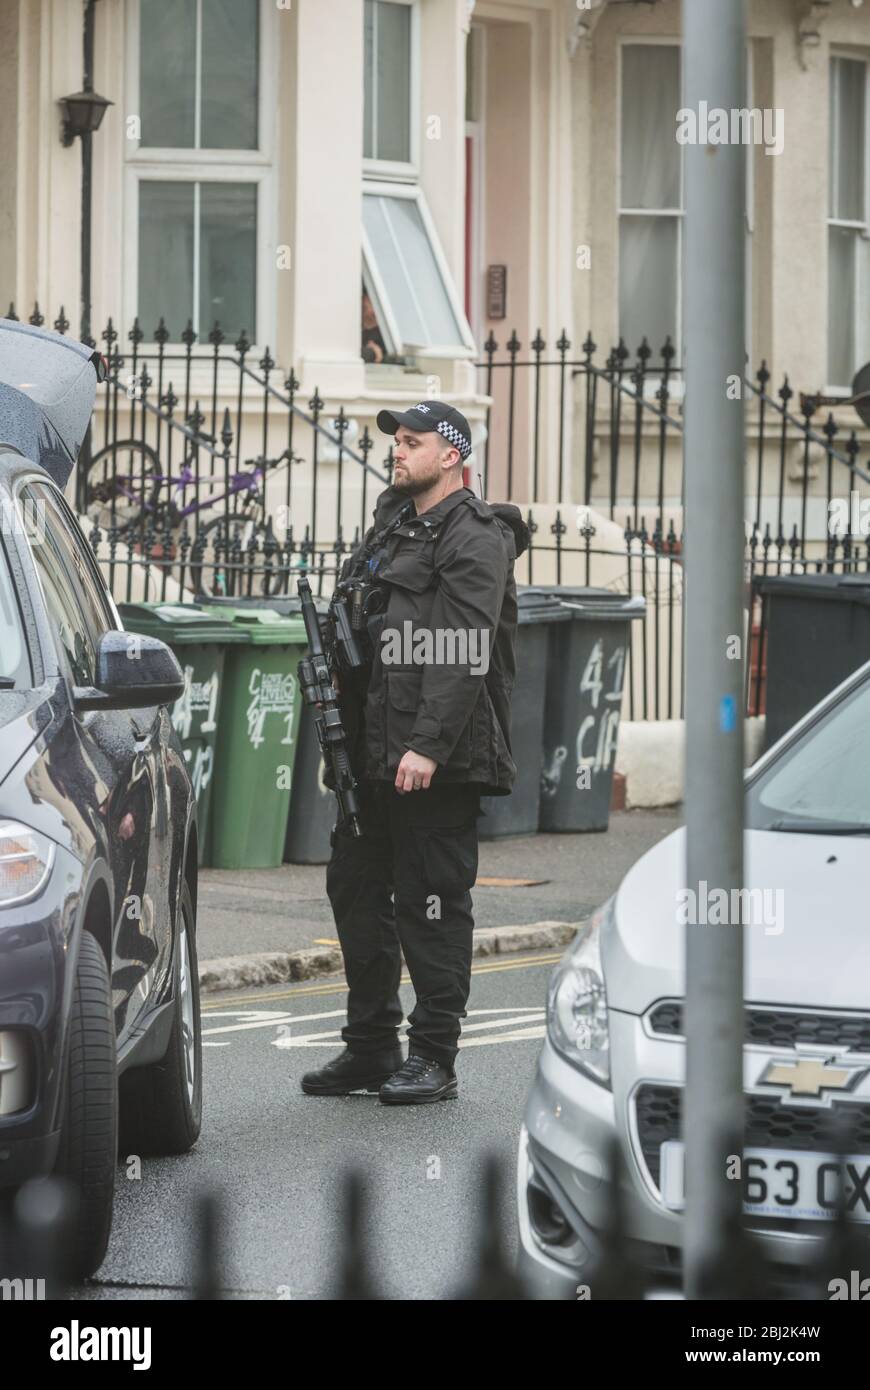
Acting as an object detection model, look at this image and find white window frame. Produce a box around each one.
[123,0,277,350]
[827,50,870,394]
[362,181,477,359]
[363,0,421,184]
[617,36,753,389]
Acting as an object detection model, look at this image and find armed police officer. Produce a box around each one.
[300,401,529,1104]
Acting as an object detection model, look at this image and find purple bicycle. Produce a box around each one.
[83,437,296,596]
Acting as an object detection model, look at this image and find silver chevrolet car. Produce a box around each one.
[518,656,870,1297]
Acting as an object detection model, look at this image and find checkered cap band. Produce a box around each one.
[436,419,471,459]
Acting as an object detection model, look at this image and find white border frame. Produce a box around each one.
[361,180,477,359]
[122,0,278,350]
[362,0,421,184]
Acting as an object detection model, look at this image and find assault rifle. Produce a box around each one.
[296,575,364,837]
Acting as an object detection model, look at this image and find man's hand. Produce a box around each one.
[395,750,438,794]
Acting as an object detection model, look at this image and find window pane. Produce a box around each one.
[830,57,865,221]
[199,184,257,339]
[139,182,195,338]
[364,0,411,163]
[621,45,681,210]
[22,483,103,687]
[364,194,465,350]
[201,0,259,149]
[0,539,28,686]
[828,225,854,386]
[619,214,679,357]
[140,0,196,147]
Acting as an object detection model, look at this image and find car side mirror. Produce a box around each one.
[74,630,185,711]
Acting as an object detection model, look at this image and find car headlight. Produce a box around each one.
[0,821,55,906]
[547,897,613,1087]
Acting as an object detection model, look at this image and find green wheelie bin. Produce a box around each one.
[117,601,248,864]
[200,607,308,869]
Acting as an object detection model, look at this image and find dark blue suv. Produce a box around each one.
[0,322,202,1277]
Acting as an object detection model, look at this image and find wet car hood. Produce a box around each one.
[605,825,870,1012]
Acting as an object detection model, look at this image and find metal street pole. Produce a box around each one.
[682,0,747,1296]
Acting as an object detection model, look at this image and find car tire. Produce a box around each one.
[118,881,202,1157]
[54,930,118,1280]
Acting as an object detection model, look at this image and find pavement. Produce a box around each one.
[197,806,682,992]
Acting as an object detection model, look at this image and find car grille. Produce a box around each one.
[635,1083,870,1191]
[648,1001,870,1054]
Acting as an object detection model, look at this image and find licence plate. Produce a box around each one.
[659,1141,870,1222]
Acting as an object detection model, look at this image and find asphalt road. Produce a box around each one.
[75,949,559,1300]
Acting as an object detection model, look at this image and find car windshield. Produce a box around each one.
[0,535,30,688]
[746,677,870,833]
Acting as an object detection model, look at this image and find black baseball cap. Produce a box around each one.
[376,400,472,460]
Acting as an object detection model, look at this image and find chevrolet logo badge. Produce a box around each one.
[759,1057,866,1098]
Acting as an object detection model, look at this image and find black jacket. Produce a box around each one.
[335,485,529,796]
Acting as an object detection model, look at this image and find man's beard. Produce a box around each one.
[392,463,440,496]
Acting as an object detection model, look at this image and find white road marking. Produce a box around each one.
[204,1004,544,1040]
[271,1011,545,1049]
[460,1026,546,1048]
[203,1008,347,1037]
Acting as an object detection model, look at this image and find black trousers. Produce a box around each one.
[326,779,482,1068]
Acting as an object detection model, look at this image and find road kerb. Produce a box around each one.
[199,920,581,994]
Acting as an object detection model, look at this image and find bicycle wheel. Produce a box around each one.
[82,439,164,535]
[189,514,288,599]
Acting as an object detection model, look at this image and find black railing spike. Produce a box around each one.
[54,307,70,335]
[334,1168,380,1300]
[192,1188,222,1300]
[582,1136,650,1300]
[6,302,17,320]
[451,1154,529,1300]
[30,302,44,326]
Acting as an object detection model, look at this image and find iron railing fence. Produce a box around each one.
[479,330,870,538]
[7,306,870,718]
[2,1142,868,1300]
[10,305,870,557]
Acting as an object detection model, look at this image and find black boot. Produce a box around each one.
[301,1045,404,1096]
[379,1054,458,1105]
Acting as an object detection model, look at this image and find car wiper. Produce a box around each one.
[764,817,870,835]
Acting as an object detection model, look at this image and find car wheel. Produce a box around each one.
[118,881,202,1156]
[54,930,118,1280]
